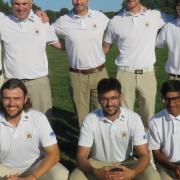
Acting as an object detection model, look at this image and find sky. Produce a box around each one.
[4,0,123,12]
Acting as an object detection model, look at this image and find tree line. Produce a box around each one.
[0,0,178,23]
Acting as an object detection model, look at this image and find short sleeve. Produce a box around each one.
[78,114,94,147]
[156,25,168,48]
[148,119,161,150]
[36,112,57,147]
[132,114,147,146]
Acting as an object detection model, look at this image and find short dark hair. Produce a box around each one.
[0,79,32,111]
[97,78,121,96]
[161,80,180,98]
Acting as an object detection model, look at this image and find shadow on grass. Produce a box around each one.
[52,107,80,171]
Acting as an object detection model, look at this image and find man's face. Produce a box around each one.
[163,92,180,117]
[124,0,140,10]
[176,2,180,16]
[72,0,88,15]
[12,0,32,20]
[99,90,121,119]
[2,87,28,121]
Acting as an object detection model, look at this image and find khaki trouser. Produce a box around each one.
[0,162,69,180]
[69,158,161,180]
[116,69,157,128]
[69,68,108,126]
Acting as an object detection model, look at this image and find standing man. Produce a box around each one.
[103,0,167,128]
[0,79,69,180]
[156,0,180,81]
[69,78,160,180]
[52,0,109,125]
[0,0,61,118]
[148,80,180,179]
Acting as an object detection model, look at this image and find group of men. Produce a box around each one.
[0,0,180,179]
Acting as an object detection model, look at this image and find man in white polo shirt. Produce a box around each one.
[0,0,61,119]
[103,0,168,128]
[69,78,160,180]
[0,79,69,180]
[51,0,109,125]
[148,80,180,179]
[156,0,180,81]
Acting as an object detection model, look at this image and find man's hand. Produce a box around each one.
[7,175,36,180]
[106,166,135,180]
[93,166,112,180]
[35,10,49,23]
[171,164,180,179]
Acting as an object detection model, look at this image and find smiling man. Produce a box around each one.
[69,78,160,180]
[0,0,61,120]
[51,0,109,126]
[0,79,69,180]
[103,0,168,128]
[148,80,180,180]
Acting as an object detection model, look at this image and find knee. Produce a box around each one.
[69,168,87,180]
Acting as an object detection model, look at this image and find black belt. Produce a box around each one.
[21,79,35,82]
[168,74,180,78]
[69,64,105,75]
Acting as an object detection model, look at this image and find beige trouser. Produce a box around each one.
[169,74,180,81]
[0,73,4,87]
[69,158,161,180]
[116,69,157,128]
[69,68,108,126]
[0,162,69,180]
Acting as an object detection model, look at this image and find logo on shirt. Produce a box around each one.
[93,24,97,29]
[49,131,55,137]
[25,132,33,140]
[145,22,149,27]
[122,132,127,139]
[35,30,39,34]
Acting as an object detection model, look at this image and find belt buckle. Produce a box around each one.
[135,70,143,74]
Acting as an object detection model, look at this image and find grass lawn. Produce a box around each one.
[47,45,168,171]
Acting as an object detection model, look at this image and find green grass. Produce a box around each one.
[47,46,168,171]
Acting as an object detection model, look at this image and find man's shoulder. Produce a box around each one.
[149,109,166,124]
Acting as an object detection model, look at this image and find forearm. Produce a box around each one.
[51,39,65,50]
[153,150,175,169]
[30,154,59,179]
[131,154,150,178]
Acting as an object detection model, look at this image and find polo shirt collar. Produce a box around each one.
[100,107,126,123]
[10,10,35,23]
[0,111,29,126]
[71,7,94,19]
[121,6,146,17]
[165,109,180,121]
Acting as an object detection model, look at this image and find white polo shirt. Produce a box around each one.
[156,17,180,75]
[148,109,180,163]
[104,9,166,69]
[78,107,147,162]
[0,11,58,79]
[52,9,109,69]
[0,110,57,171]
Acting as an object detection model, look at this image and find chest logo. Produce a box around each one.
[26,132,33,140]
[145,22,149,27]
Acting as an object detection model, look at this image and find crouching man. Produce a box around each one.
[70,78,160,180]
[149,80,180,179]
[0,79,69,180]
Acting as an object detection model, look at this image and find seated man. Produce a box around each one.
[70,78,160,180]
[0,79,69,180]
[149,80,180,180]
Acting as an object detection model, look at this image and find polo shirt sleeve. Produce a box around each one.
[156,25,168,48]
[148,119,161,150]
[44,23,58,44]
[35,112,57,147]
[103,19,117,44]
[132,114,147,146]
[78,114,94,147]
[51,17,65,36]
